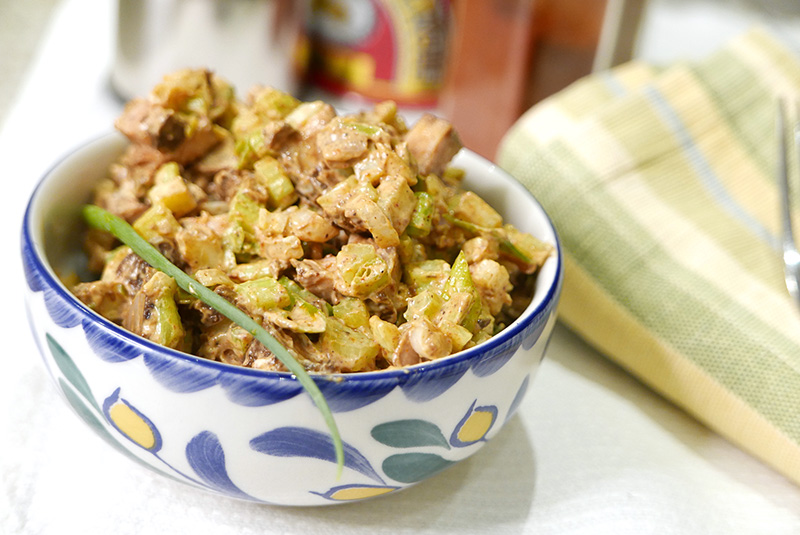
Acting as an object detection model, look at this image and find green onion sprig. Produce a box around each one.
[82,205,344,474]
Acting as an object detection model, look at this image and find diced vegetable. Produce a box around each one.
[266,298,327,333]
[333,297,370,330]
[436,319,473,352]
[230,259,279,282]
[176,214,230,273]
[285,100,328,130]
[235,276,292,314]
[404,290,444,322]
[133,203,181,244]
[250,86,300,122]
[448,191,502,229]
[225,191,261,255]
[278,276,334,315]
[320,316,380,372]
[404,259,450,292]
[140,271,185,349]
[254,156,298,209]
[194,268,233,287]
[336,243,390,298]
[501,225,555,274]
[369,315,400,356]
[148,162,198,217]
[443,252,482,332]
[406,192,434,237]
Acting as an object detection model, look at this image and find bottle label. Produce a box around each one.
[308,0,450,106]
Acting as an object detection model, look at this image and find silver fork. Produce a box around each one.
[777,99,800,305]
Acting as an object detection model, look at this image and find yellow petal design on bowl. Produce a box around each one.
[456,409,494,443]
[108,402,157,450]
[103,388,162,452]
[450,401,498,447]
[329,485,396,501]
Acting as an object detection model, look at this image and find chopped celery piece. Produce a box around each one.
[321,317,380,372]
[369,316,400,356]
[175,219,229,273]
[235,130,269,169]
[443,252,481,332]
[185,96,207,116]
[229,259,277,282]
[267,299,327,333]
[417,173,447,200]
[142,271,185,349]
[285,100,327,130]
[254,156,298,210]
[448,191,503,229]
[133,203,181,244]
[225,191,261,254]
[404,259,450,292]
[444,214,532,264]
[437,319,473,351]
[235,276,292,313]
[148,163,197,217]
[434,291,475,326]
[336,243,390,298]
[251,87,299,121]
[194,268,233,287]
[317,175,379,205]
[333,297,370,330]
[349,122,383,138]
[406,191,434,237]
[442,166,465,185]
[404,290,444,322]
[397,234,427,265]
[228,324,254,355]
[501,224,555,273]
[278,276,333,315]
[443,251,473,295]
[155,161,181,182]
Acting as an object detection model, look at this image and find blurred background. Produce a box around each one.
[0,0,60,125]
[2,0,800,158]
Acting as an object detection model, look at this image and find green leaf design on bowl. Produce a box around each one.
[47,333,100,413]
[371,419,450,449]
[381,453,455,483]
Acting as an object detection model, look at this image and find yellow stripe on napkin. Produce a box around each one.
[498,28,800,485]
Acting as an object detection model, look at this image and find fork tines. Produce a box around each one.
[778,98,800,305]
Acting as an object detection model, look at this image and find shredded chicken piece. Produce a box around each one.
[404,113,463,177]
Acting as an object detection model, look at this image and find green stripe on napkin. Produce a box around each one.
[498,28,800,485]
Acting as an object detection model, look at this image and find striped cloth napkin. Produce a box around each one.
[497,28,800,485]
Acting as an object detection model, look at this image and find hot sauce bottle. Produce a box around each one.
[307,0,451,108]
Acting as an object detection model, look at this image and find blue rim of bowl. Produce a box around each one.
[22,132,564,385]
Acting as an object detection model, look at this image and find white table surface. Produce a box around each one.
[3,1,800,533]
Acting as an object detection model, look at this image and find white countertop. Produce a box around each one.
[3,1,800,533]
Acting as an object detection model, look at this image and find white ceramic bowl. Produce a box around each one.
[21,132,562,505]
